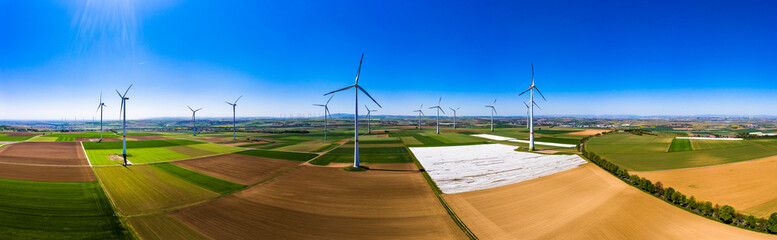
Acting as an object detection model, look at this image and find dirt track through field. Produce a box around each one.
[0,142,89,166]
[173,154,300,185]
[0,162,95,182]
[638,155,777,217]
[171,164,467,239]
[444,164,774,239]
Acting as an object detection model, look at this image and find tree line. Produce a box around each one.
[581,132,777,234]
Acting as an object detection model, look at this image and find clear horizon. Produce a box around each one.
[2,1,776,120]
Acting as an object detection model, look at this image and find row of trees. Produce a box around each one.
[581,140,777,234]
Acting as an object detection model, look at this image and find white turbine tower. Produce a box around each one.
[523,101,540,128]
[485,99,497,132]
[313,95,333,141]
[96,92,106,142]
[116,84,132,166]
[449,107,460,129]
[428,97,445,134]
[324,53,382,168]
[225,95,242,140]
[188,106,203,136]
[413,104,424,129]
[365,105,378,134]
[519,63,547,151]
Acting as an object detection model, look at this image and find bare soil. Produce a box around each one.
[3,132,40,137]
[0,142,89,165]
[638,155,777,217]
[0,162,95,182]
[173,154,300,185]
[443,164,773,239]
[171,164,467,239]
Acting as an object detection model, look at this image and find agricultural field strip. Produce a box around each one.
[410,144,587,194]
[471,134,577,148]
[80,141,92,167]
[676,137,743,140]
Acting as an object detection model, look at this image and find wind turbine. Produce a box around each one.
[116,84,132,166]
[225,95,242,140]
[428,97,445,134]
[324,53,382,168]
[413,104,424,129]
[485,99,497,132]
[523,101,540,128]
[188,106,203,136]
[449,107,460,129]
[313,95,333,141]
[519,63,547,151]
[365,105,378,134]
[96,92,106,142]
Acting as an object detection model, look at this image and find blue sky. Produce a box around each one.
[1,0,776,120]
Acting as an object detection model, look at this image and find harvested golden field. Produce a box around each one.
[94,165,219,215]
[566,129,610,135]
[638,155,777,218]
[173,154,300,185]
[444,164,774,239]
[129,214,209,240]
[0,162,95,182]
[171,164,467,239]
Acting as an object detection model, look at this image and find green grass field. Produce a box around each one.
[388,131,487,147]
[0,178,130,239]
[667,138,693,152]
[83,139,201,149]
[86,141,243,165]
[310,145,414,165]
[94,165,219,215]
[0,134,36,141]
[152,163,246,194]
[29,136,58,142]
[234,149,318,161]
[586,133,777,171]
[38,132,120,142]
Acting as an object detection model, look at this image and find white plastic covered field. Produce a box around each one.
[471,134,577,148]
[410,144,587,194]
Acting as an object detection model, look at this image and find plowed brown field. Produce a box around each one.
[173,154,300,185]
[0,162,95,182]
[171,164,467,239]
[638,155,777,218]
[444,164,774,239]
[0,142,88,165]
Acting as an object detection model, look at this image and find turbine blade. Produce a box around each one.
[531,62,535,85]
[420,104,423,109]
[519,87,532,96]
[188,106,194,111]
[532,101,542,110]
[534,87,547,101]
[313,104,325,107]
[357,86,381,108]
[438,97,441,105]
[100,91,102,103]
[440,108,446,114]
[355,53,364,84]
[493,108,498,115]
[326,95,334,104]
[123,84,133,96]
[449,107,455,112]
[420,111,425,116]
[523,102,529,108]
[227,101,234,105]
[196,108,203,112]
[234,95,243,104]
[324,85,354,96]
[116,90,122,98]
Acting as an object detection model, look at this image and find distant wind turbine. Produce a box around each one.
[365,105,378,134]
[324,53,382,168]
[413,104,425,129]
[116,84,132,166]
[313,95,333,141]
[428,97,445,134]
[188,106,203,136]
[225,95,242,140]
[485,99,497,132]
[523,101,540,128]
[519,63,547,151]
[449,107,460,129]
[96,92,106,142]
